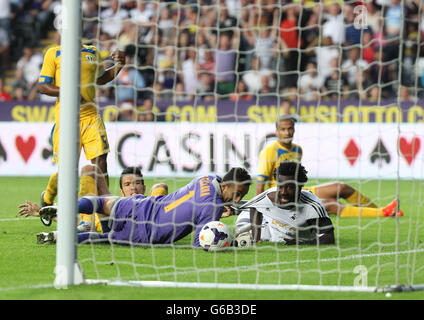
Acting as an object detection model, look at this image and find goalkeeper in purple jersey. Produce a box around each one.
[40,167,251,247]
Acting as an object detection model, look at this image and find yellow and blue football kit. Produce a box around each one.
[39,45,110,163]
[256,141,303,189]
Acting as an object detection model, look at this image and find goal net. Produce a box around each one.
[56,0,424,293]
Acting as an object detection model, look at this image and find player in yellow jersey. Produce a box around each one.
[38,44,126,208]
[255,114,403,218]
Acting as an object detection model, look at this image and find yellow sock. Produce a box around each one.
[79,176,102,232]
[43,172,58,205]
[345,190,378,208]
[340,206,383,218]
[79,213,103,233]
[79,175,97,198]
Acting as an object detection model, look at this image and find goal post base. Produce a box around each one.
[82,279,424,293]
[53,262,85,289]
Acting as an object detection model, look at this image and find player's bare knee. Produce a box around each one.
[81,164,103,178]
[92,154,108,174]
[338,183,355,198]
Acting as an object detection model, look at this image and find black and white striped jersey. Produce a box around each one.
[235,187,331,243]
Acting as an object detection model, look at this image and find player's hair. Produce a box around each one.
[275,114,296,129]
[222,167,251,186]
[276,161,308,185]
[119,166,144,189]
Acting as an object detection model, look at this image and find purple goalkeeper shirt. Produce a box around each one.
[106,176,225,247]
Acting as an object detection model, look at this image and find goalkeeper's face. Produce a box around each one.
[276,120,294,145]
[221,182,250,204]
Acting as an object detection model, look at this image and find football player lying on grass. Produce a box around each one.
[29,167,251,247]
[234,161,335,246]
[18,165,168,236]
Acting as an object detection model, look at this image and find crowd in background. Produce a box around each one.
[1,0,424,119]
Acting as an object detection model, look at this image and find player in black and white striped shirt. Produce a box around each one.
[234,161,335,246]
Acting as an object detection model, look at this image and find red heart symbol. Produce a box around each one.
[15,136,36,163]
[399,137,420,165]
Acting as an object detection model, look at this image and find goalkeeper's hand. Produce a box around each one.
[233,232,254,248]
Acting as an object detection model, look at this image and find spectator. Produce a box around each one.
[129,0,157,45]
[322,66,350,101]
[198,49,215,76]
[344,3,372,46]
[383,0,401,63]
[181,3,198,35]
[242,56,275,95]
[156,46,178,93]
[279,98,293,115]
[137,98,155,122]
[0,77,11,101]
[158,5,175,45]
[298,61,323,102]
[341,47,368,89]
[230,79,253,102]
[213,32,239,97]
[29,0,56,42]
[117,20,138,50]
[399,85,416,102]
[12,82,26,101]
[0,25,9,74]
[217,1,237,36]
[116,101,136,122]
[180,47,198,100]
[365,1,382,34]
[0,0,10,36]
[313,36,340,80]
[99,0,128,38]
[175,82,189,101]
[368,48,392,98]
[177,30,192,64]
[243,6,279,70]
[385,0,402,39]
[13,45,43,98]
[82,0,99,40]
[322,2,345,45]
[361,29,375,64]
[129,0,156,26]
[114,55,146,104]
[279,5,301,90]
[196,72,215,102]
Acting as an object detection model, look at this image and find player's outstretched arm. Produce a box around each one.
[38,83,60,97]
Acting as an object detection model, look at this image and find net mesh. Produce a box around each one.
[72,0,424,291]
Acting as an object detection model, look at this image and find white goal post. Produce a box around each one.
[55,0,84,288]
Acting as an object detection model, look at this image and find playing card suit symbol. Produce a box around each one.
[15,135,36,163]
[399,137,420,166]
[370,138,391,167]
[344,139,360,166]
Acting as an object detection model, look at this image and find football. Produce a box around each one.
[199,221,232,252]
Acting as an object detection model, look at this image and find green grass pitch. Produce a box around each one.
[1,176,424,300]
